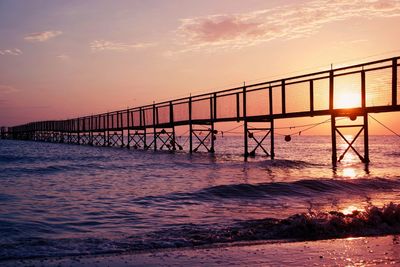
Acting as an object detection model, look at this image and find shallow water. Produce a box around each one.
[0,136,399,260]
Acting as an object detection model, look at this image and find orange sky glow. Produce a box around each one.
[1,0,400,135]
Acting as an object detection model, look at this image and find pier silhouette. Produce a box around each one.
[2,56,399,165]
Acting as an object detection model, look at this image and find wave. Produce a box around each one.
[135,178,400,204]
[0,194,18,202]
[386,151,400,157]
[1,162,113,176]
[144,202,400,246]
[2,165,76,176]
[0,155,39,164]
[249,159,321,168]
[147,202,400,249]
[1,203,400,261]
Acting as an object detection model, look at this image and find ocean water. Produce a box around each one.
[0,135,400,260]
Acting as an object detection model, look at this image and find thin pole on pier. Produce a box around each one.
[393,58,397,106]
[361,69,370,163]
[111,114,115,145]
[210,94,215,153]
[281,79,286,114]
[269,84,275,160]
[329,70,337,165]
[120,112,124,147]
[170,101,176,150]
[141,107,147,149]
[189,95,193,153]
[127,108,130,148]
[243,83,248,157]
[84,119,87,144]
[310,80,314,113]
[90,115,93,146]
[103,115,106,146]
[153,102,157,151]
[107,113,110,146]
[236,93,240,122]
[116,112,124,147]
[77,118,81,145]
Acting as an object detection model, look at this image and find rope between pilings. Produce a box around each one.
[369,115,400,138]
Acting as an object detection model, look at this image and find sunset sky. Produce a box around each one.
[1,0,400,134]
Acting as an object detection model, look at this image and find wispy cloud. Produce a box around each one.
[176,0,400,51]
[333,39,368,48]
[0,48,22,56]
[24,30,62,42]
[90,40,155,52]
[0,85,18,94]
[0,105,50,110]
[57,54,70,61]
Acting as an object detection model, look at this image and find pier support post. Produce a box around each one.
[209,94,216,153]
[153,103,157,151]
[143,128,147,150]
[127,109,131,149]
[128,129,146,149]
[245,121,274,157]
[191,125,216,153]
[170,102,176,151]
[244,120,248,157]
[120,130,124,148]
[363,113,369,163]
[89,116,93,146]
[331,115,337,165]
[332,115,369,164]
[189,96,193,153]
[243,85,248,157]
[329,69,337,166]
[119,112,124,148]
[270,119,275,159]
[210,122,215,153]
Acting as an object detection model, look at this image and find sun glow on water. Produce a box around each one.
[342,167,357,178]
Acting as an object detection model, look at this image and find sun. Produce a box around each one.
[334,92,361,109]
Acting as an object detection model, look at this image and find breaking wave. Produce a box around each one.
[1,203,400,261]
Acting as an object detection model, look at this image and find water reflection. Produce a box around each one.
[332,165,370,179]
[342,167,357,178]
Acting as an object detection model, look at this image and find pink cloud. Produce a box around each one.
[24,31,62,42]
[0,48,22,56]
[182,15,265,43]
[90,40,155,52]
[0,85,18,94]
[177,0,400,51]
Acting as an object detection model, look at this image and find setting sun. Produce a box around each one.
[335,92,361,109]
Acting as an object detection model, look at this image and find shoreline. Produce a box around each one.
[4,235,400,266]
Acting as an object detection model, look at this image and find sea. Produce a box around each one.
[0,135,400,261]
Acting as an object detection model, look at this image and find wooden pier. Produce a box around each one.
[2,57,400,165]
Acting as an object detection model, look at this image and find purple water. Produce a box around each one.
[0,135,400,260]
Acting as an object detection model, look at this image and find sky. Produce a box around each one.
[1,0,400,134]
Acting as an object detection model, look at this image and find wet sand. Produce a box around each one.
[4,235,400,267]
